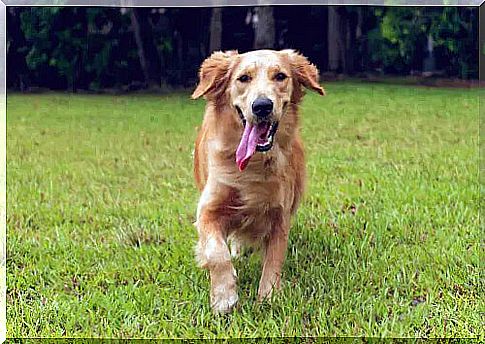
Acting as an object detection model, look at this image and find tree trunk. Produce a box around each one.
[328,6,350,74]
[253,6,275,49]
[209,7,223,53]
[130,8,161,87]
[6,8,30,91]
[344,10,358,75]
[174,30,184,85]
[327,6,341,72]
[355,7,364,73]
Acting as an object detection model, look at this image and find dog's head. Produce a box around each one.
[192,49,325,171]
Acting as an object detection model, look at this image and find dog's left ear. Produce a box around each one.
[192,50,239,100]
[282,49,325,96]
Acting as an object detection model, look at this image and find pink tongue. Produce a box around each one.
[236,123,264,171]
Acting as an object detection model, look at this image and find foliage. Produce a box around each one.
[12,8,143,91]
[429,7,478,78]
[367,7,478,78]
[6,6,480,91]
[21,8,87,91]
[7,84,481,337]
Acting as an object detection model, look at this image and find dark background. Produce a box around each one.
[6,6,479,92]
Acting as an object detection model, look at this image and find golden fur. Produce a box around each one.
[191,49,324,313]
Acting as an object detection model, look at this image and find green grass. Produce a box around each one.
[6,82,482,338]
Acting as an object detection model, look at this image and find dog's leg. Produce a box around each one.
[229,236,242,259]
[258,211,289,301]
[196,212,238,314]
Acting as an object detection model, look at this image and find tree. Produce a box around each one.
[6,8,29,90]
[19,8,89,92]
[252,6,275,49]
[327,7,359,74]
[130,8,162,88]
[209,7,222,53]
[327,6,342,72]
[6,6,479,92]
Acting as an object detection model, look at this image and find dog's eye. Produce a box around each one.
[237,75,251,83]
[275,73,287,81]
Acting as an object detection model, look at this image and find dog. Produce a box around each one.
[191,49,325,313]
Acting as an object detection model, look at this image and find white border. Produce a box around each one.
[0,0,482,342]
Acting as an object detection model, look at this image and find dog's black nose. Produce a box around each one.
[252,98,273,118]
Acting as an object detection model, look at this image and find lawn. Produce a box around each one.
[6,82,481,338]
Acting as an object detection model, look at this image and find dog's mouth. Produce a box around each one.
[235,106,279,171]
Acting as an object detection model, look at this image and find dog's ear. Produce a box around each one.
[282,49,325,96]
[191,50,239,100]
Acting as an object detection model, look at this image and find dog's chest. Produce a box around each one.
[231,168,293,234]
[230,153,290,206]
[207,146,294,237]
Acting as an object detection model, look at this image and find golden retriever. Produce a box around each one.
[191,49,325,313]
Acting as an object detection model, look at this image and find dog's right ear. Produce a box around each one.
[191,50,239,100]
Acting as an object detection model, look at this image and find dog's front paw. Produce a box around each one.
[257,285,274,302]
[257,277,281,302]
[211,285,238,314]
